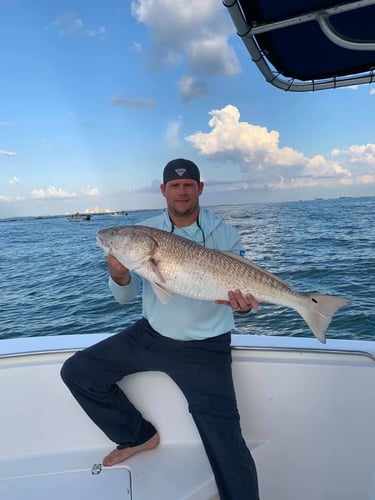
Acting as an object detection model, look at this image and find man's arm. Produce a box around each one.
[107,254,131,285]
[107,255,141,304]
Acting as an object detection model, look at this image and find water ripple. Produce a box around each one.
[1,198,374,342]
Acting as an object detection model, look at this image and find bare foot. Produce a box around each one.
[102,432,160,467]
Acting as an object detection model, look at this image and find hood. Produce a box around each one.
[159,207,222,237]
[142,207,223,248]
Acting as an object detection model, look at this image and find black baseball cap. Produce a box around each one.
[163,158,200,184]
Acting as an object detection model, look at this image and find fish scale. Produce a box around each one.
[152,234,289,302]
[97,225,351,344]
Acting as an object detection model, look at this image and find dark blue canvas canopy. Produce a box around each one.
[224,0,375,91]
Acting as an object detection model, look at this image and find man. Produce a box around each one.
[61,158,260,499]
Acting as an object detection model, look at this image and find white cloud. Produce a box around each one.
[131,42,143,54]
[0,150,16,157]
[85,27,106,38]
[369,87,375,95]
[31,186,78,200]
[82,187,100,196]
[188,35,239,77]
[330,144,375,166]
[186,104,374,191]
[131,0,239,100]
[51,10,82,36]
[347,144,375,164]
[51,10,106,39]
[165,117,182,147]
[329,144,375,184]
[0,121,14,127]
[178,76,207,102]
[9,176,20,185]
[354,174,375,185]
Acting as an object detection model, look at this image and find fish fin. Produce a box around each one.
[148,258,166,283]
[219,251,291,289]
[151,282,172,304]
[147,257,170,303]
[296,294,351,344]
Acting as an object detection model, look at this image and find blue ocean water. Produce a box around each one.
[1,197,374,342]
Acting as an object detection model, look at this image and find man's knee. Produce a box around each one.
[60,351,86,386]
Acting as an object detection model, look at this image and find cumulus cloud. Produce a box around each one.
[343,144,375,165]
[186,104,375,191]
[9,176,20,185]
[131,0,239,100]
[329,144,375,184]
[188,35,239,77]
[31,186,78,200]
[112,95,156,109]
[50,10,106,39]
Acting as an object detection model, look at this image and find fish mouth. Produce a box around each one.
[96,234,109,252]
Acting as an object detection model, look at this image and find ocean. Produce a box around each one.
[1,197,374,342]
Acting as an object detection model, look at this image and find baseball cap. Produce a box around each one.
[163,158,200,184]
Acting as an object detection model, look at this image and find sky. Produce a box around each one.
[0,0,374,218]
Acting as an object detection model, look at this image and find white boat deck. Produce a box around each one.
[1,334,374,499]
[0,446,221,500]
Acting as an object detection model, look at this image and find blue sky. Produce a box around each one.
[0,0,374,217]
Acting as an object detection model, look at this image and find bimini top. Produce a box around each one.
[223,0,375,91]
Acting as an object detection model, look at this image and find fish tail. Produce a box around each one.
[295,294,351,344]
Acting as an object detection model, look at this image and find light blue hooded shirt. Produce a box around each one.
[109,207,244,341]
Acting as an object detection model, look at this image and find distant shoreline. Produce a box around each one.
[2,195,375,222]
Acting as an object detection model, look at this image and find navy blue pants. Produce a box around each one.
[61,318,259,500]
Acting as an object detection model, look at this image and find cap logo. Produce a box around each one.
[175,168,186,176]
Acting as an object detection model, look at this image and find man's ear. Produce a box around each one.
[160,184,166,197]
[198,182,204,195]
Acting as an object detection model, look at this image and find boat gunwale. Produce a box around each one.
[1,335,374,363]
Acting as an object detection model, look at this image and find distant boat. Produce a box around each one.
[110,211,128,216]
[68,213,91,222]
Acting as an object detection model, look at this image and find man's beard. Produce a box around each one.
[171,200,198,217]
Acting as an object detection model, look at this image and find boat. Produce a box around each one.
[68,213,92,222]
[1,1,374,499]
[223,0,375,92]
[1,334,374,499]
[110,211,128,216]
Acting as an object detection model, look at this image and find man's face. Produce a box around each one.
[160,179,204,218]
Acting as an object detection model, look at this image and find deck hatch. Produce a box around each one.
[0,467,131,499]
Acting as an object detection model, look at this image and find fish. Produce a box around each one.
[96,225,351,344]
